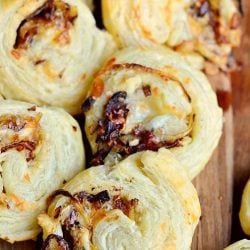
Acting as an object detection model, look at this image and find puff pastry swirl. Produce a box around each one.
[83,47,223,179]
[38,149,201,250]
[102,0,241,72]
[0,100,85,242]
[0,0,116,114]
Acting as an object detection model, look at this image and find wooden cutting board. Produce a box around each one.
[1,1,249,249]
[192,73,234,250]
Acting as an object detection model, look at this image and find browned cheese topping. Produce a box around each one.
[0,114,41,161]
[12,0,77,58]
[42,189,139,249]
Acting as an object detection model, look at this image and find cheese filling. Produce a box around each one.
[11,0,78,80]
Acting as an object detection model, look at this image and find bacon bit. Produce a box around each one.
[0,115,26,132]
[74,190,138,217]
[27,106,36,111]
[0,114,41,162]
[230,13,241,29]
[91,79,105,98]
[0,140,36,153]
[112,197,139,217]
[142,85,151,97]
[41,234,69,250]
[87,190,110,204]
[91,91,129,165]
[130,129,181,153]
[34,59,46,65]
[82,96,96,113]
[90,149,109,166]
[1,140,37,162]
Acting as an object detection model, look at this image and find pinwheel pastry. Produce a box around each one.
[0,0,116,115]
[38,149,201,250]
[224,239,250,250]
[240,179,250,235]
[102,0,242,73]
[0,100,85,243]
[83,47,223,179]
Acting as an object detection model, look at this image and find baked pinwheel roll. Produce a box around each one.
[38,149,201,249]
[102,0,241,72]
[240,179,250,235]
[224,239,250,250]
[83,47,223,179]
[0,0,116,115]
[0,100,85,242]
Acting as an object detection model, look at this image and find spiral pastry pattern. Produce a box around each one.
[0,0,116,114]
[0,100,85,242]
[102,0,241,72]
[38,149,201,250]
[83,47,222,179]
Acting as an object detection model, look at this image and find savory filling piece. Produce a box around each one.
[175,0,241,71]
[42,189,139,249]
[0,114,41,162]
[13,0,77,51]
[85,84,193,166]
[190,0,240,44]
[11,0,78,80]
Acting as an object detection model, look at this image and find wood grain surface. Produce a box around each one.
[0,1,249,249]
[192,73,234,250]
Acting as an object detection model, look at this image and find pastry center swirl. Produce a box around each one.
[0,114,41,162]
[84,64,194,166]
[11,0,78,80]
[13,0,78,51]
[42,189,139,249]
